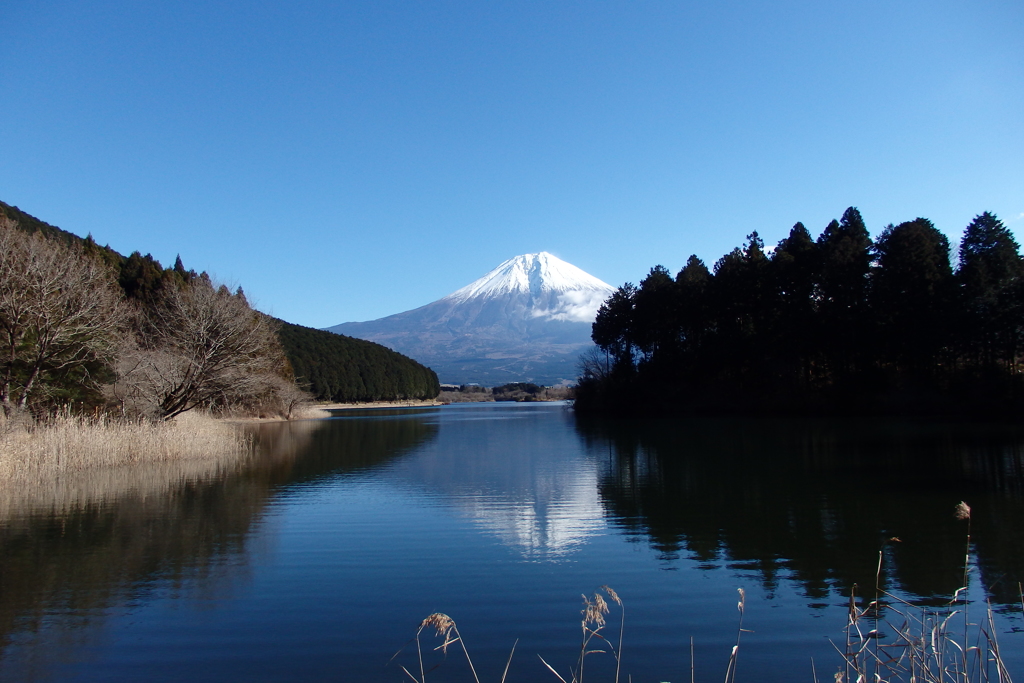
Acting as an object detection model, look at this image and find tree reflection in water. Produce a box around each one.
[576,416,1024,608]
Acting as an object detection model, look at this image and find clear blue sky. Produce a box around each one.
[2,1,1022,327]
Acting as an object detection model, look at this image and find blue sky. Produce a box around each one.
[2,1,1022,327]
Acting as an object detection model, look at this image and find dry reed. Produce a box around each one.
[0,410,256,527]
[538,586,627,683]
[835,502,1013,683]
[0,410,253,506]
[723,587,747,683]
[391,612,517,683]
[0,411,251,479]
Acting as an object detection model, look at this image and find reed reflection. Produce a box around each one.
[576,416,1024,607]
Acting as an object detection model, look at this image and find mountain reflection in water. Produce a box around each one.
[576,416,1024,607]
[380,403,605,558]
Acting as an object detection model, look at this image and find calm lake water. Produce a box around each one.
[1,402,1023,682]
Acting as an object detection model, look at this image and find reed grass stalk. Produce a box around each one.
[391,612,512,683]
[723,588,747,683]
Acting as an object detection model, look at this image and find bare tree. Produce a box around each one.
[255,373,314,420]
[117,278,290,419]
[0,217,126,415]
[577,346,610,383]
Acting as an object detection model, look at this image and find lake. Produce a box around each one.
[1,402,1022,681]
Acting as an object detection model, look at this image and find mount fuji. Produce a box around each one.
[326,252,615,385]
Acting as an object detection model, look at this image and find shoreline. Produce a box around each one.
[229,397,572,424]
[320,399,446,410]
[223,400,446,424]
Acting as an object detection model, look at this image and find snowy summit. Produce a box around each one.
[444,252,614,323]
[447,252,612,299]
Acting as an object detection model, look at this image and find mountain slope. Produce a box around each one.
[327,252,614,385]
[0,200,439,403]
[278,321,439,402]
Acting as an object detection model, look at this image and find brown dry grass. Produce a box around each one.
[0,411,250,478]
[0,411,255,521]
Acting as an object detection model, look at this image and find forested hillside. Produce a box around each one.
[577,208,1024,417]
[0,200,439,410]
[1,200,202,305]
[277,322,439,402]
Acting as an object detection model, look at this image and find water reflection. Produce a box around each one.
[2,406,1022,681]
[0,413,438,678]
[576,416,1024,607]
[384,403,606,558]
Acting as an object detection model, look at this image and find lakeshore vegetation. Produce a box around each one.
[0,200,439,473]
[577,208,1024,416]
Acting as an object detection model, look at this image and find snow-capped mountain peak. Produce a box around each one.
[445,252,613,300]
[442,252,614,324]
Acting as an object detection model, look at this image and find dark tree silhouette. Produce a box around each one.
[872,218,952,374]
[956,212,1024,370]
[577,207,1024,417]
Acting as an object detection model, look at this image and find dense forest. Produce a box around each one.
[278,321,439,402]
[0,201,439,412]
[576,207,1024,417]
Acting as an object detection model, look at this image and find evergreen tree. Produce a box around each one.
[675,255,711,358]
[770,222,819,385]
[277,321,440,402]
[872,218,953,373]
[958,212,1022,299]
[956,212,1024,369]
[119,251,167,305]
[712,234,769,337]
[174,255,187,277]
[816,208,873,378]
[633,266,676,361]
[818,208,872,312]
[592,283,638,369]
[578,207,1024,416]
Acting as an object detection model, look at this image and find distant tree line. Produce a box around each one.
[576,208,1024,416]
[277,321,439,402]
[437,383,572,402]
[493,382,545,401]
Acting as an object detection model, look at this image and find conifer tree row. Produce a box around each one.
[577,208,1024,416]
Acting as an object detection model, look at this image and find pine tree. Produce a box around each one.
[816,208,873,378]
[873,218,952,372]
[956,212,1024,369]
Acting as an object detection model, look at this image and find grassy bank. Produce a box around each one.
[0,412,252,480]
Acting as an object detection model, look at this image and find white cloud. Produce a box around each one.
[531,290,609,323]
